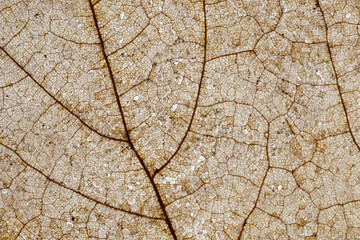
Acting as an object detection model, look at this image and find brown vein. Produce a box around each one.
[0,47,127,143]
[238,122,271,239]
[153,0,208,178]
[0,142,161,220]
[87,1,177,238]
[317,1,360,152]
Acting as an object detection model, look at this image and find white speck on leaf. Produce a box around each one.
[171,104,178,112]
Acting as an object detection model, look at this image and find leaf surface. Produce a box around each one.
[1,0,360,239]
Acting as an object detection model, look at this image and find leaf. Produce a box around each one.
[1,0,360,239]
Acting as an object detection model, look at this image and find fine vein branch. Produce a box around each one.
[0,47,126,143]
[0,142,158,220]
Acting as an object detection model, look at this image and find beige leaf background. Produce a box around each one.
[1,0,360,239]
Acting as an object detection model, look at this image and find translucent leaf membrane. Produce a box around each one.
[1,0,359,239]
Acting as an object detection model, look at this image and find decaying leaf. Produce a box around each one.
[1,0,360,239]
